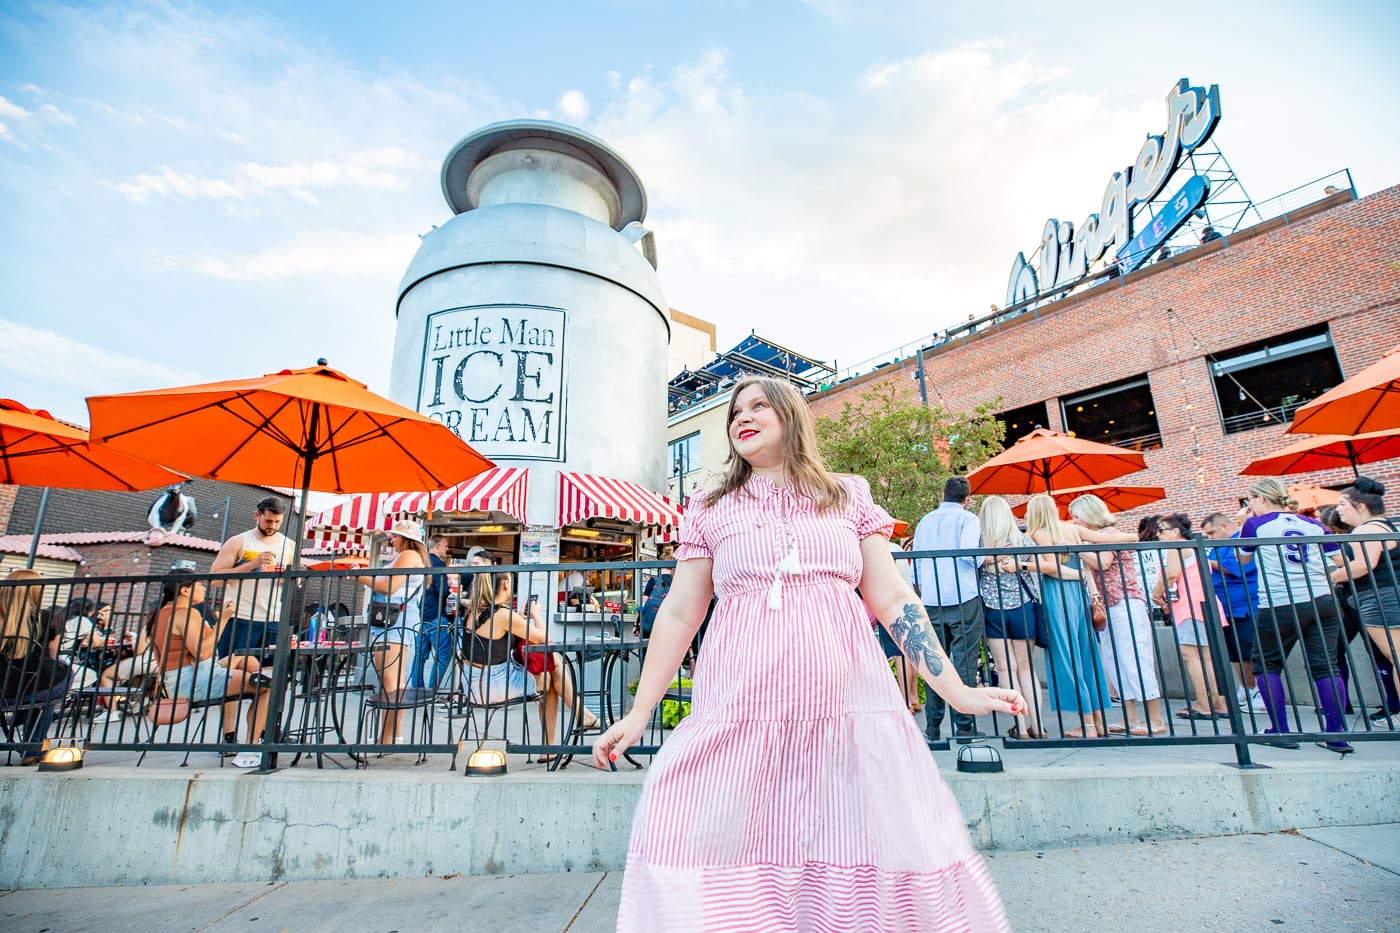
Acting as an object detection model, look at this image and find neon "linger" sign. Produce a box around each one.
[1005,78,1221,309]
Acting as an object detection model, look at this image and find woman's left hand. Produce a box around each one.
[951,686,1027,718]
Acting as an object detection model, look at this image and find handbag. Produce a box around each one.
[367,601,402,628]
[1081,570,1108,632]
[512,638,556,674]
[1015,572,1050,650]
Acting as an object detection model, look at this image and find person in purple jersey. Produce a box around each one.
[1238,478,1350,754]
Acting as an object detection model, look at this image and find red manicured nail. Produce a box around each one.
[609,752,618,762]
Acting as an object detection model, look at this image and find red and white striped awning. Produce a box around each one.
[382,467,529,523]
[558,472,684,529]
[307,530,373,552]
[308,491,395,536]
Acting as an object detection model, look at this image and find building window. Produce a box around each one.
[996,402,1050,449]
[668,433,701,506]
[1210,325,1344,434]
[668,433,700,479]
[1061,376,1163,451]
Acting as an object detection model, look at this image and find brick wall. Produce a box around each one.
[5,479,303,545]
[809,184,1400,525]
[0,484,16,535]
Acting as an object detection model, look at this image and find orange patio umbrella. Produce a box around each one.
[304,555,371,572]
[968,428,1147,495]
[1,398,184,491]
[1288,345,1400,436]
[1287,483,1341,512]
[1,398,186,567]
[1240,428,1400,478]
[1010,484,1167,520]
[87,360,494,565]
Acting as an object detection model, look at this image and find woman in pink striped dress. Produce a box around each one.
[595,376,1021,932]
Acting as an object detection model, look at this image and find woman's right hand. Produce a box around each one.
[593,710,649,768]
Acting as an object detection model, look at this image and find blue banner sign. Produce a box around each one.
[1116,173,1210,273]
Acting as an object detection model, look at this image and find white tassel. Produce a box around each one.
[783,540,802,576]
[767,574,784,610]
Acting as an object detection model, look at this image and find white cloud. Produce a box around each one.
[0,96,29,119]
[38,103,74,125]
[158,229,417,281]
[591,45,1166,369]
[0,94,30,140]
[239,148,417,193]
[0,320,206,424]
[117,166,246,202]
[116,148,424,203]
[557,89,590,120]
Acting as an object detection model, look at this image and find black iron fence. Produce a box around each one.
[2,530,1396,772]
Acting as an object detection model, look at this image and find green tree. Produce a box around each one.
[815,382,1005,524]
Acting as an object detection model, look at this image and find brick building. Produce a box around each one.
[808,184,1400,525]
[0,478,302,550]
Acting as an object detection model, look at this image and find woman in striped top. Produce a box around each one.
[595,375,1021,932]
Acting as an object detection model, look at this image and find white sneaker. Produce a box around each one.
[90,709,122,725]
[1236,685,1250,709]
[1249,688,1269,712]
[229,752,261,769]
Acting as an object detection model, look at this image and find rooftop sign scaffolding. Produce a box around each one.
[668,333,835,413]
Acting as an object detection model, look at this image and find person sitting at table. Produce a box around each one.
[58,598,108,689]
[564,567,602,611]
[461,568,599,759]
[1,569,73,765]
[354,519,428,746]
[92,623,156,726]
[147,569,271,769]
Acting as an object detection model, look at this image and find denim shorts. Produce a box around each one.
[162,657,233,702]
[461,660,540,704]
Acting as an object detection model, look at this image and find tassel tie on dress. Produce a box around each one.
[764,482,807,610]
[766,538,803,610]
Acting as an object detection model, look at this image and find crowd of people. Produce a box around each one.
[904,473,1400,753]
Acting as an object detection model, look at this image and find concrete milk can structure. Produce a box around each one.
[387,120,677,599]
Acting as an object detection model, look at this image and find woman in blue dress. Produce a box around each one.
[1021,494,1111,737]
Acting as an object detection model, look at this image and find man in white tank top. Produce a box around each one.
[211,496,296,659]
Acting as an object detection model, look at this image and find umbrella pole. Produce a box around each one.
[24,488,50,569]
[259,413,320,773]
[1346,442,1360,478]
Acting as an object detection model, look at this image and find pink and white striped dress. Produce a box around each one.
[618,475,1008,932]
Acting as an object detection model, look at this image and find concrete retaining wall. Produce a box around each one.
[4,757,1398,889]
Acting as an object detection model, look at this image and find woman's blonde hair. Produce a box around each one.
[705,375,848,513]
[1024,494,1064,540]
[1068,493,1114,529]
[1,569,44,656]
[1247,477,1299,512]
[465,568,498,619]
[978,495,1017,548]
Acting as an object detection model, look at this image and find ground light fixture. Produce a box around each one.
[38,743,85,773]
[955,742,1003,774]
[464,746,507,777]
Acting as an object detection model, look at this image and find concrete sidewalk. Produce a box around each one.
[3,825,1396,932]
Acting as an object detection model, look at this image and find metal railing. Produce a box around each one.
[2,530,1396,772]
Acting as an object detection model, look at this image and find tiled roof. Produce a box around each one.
[0,535,85,562]
[35,530,224,552]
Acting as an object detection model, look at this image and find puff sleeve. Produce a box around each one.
[673,489,715,561]
[847,476,896,540]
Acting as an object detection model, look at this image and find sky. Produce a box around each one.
[2,0,1398,425]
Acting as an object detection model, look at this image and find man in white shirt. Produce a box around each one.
[210,497,296,660]
[911,476,985,744]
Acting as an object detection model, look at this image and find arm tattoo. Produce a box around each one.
[890,603,946,678]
